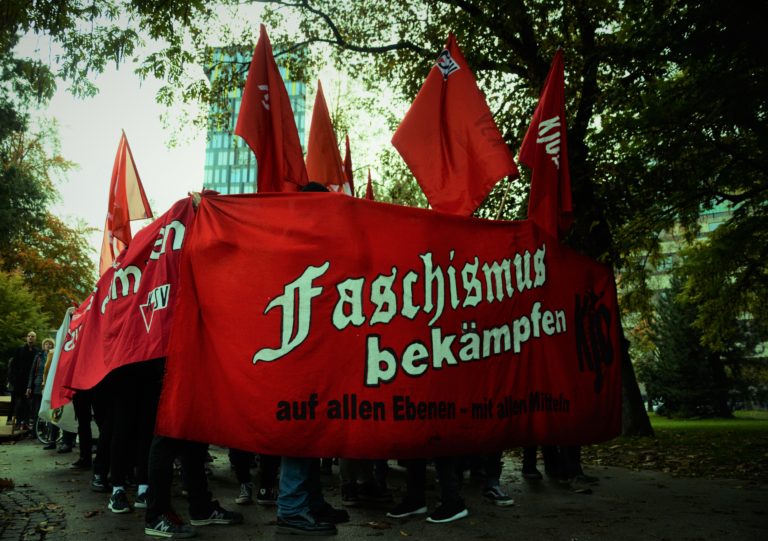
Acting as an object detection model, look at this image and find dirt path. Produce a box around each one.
[1,438,765,540]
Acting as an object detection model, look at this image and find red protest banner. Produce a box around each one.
[156,193,621,458]
[51,198,195,408]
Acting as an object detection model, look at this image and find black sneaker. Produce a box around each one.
[312,502,349,524]
[276,513,337,536]
[522,467,543,481]
[91,474,109,492]
[255,486,277,506]
[340,483,359,507]
[145,511,196,538]
[358,480,393,503]
[71,458,92,469]
[57,445,73,454]
[108,489,131,514]
[386,499,428,518]
[235,482,253,505]
[189,501,243,526]
[135,491,148,509]
[482,485,515,507]
[42,442,56,450]
[426,501,469,523]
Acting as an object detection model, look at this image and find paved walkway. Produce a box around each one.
[1,438,766,540]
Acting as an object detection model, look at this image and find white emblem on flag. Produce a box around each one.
[258,84,270,110]
[140,284,171,333]
[436,50,460,78]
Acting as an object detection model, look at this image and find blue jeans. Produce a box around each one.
[277,457,325,518]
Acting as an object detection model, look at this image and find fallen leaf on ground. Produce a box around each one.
[366,521,392,529]
[84,510,99,518]
[0,478,14,490]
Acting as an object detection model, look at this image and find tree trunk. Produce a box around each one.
[620,333,654,436]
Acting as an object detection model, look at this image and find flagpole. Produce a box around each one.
[495,177,512,220]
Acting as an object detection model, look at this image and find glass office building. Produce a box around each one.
[202,48,306,194]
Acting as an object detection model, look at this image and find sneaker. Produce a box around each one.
[235,482,253,505]
[522,467,543,481]
[255,486,278,506]
[386,499,428,519]
[357,480,393,503]
[135,491,148,509]
[57,445,73,454]
[189,501,243,526]
[71,458,92,469]
[574,473,599,485]
[312,502,349,524]
[91,474,109,492]
[340,483,359,507]
[276,512,336,536]
[108,489,131,514]
[42,442,56,450]
[426,501,469,524]
[483,485,515,507]
[145,511,196,538]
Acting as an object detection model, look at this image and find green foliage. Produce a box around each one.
[638,274,732,418]
[0,270,49,358]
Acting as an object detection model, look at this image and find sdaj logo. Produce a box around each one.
[140,284,171,332]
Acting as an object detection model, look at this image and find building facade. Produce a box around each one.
[202,48,306,195]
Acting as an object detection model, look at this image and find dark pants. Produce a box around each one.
[259,454,280,488]
[109,360,163,487]
[229,448,254,484]
[92,377,114,478]
[146,436,212,522]
[401,459,427,505]
[11,390,28,426]
[434,457,463,507]
[72,391,93,461]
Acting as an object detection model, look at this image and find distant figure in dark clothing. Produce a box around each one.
[9,331,38,429]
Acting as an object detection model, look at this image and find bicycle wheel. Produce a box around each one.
[35,418,52,444]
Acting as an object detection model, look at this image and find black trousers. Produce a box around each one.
[146,436,211,522]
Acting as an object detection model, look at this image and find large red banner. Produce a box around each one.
[52,198,194,408]
[156,193,621,458]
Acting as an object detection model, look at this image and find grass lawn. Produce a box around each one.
[580,410,768,482]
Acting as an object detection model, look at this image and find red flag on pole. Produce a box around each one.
[306,81,346,187]
[392,33,518,216]
[343,134,354,195]
[365,169,375,201]
[99,131,152,276]
[519,49,573,239]
[235,24,308,192]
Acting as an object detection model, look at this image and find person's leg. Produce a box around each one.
[184,440,243,526]
[387,458,427,518]
[71,391,92,467]
[133,360,164,507]
[276,457,336,535]
[229,448,254,505]
[427,456,468,523]
[482,452,514,506]
[90,377,113,492]
[256,454,280,505]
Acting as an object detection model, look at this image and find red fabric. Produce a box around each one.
[519,50,573,239]
[100,132,153,276]
[343,134,354,195]
[365,169,375,201]
[235,24,308,192]
[306,81,346,186]
[51,198,195,408]
[392,33,518,216]
[156,193,622,458]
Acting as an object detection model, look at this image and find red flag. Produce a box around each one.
[306,81,346,186]
[343,134,354,195]
[392,33,518,216]
[519,49,573,239]
[365,169,375,201]
[235,24,308,192]
[99,132,152,276]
